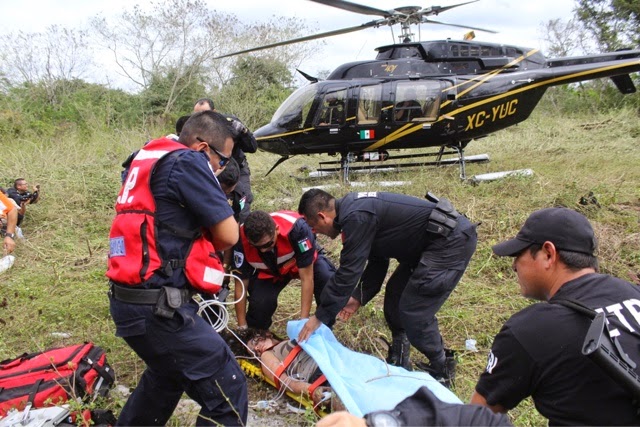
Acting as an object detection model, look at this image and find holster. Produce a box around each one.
[153,286,190,319]
[425,193,460,238]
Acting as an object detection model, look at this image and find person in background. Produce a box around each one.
[217,157,244,223]
[0,191,18,254]
[7,178,40,226]
[193,97,257,223]
[471,207,640,425]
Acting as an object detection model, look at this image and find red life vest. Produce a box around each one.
[240,211,316,280]
[106,137,225,293]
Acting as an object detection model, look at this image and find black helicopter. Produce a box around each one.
[219,0,640,180]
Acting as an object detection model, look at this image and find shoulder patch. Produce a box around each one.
[109,237,126,257]
[356,192,377,199]
[486,350,498,374]
[297,238,312,252]
[233,250,245,268]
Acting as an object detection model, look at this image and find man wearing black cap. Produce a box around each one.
[470,207,640,425]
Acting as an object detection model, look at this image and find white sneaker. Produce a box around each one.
[0,255,15,274]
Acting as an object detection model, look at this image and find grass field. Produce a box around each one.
[1,102,639,425]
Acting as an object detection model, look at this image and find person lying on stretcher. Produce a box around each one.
[245,330,345,412]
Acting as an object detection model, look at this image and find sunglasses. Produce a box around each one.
[196,137,231,167]
[250,236,276,250]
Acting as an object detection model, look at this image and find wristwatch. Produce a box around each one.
[364,410,402,427]
[4,232,15,239]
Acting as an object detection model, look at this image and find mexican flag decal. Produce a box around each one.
[359,130,375,139]
[297,238,312,252]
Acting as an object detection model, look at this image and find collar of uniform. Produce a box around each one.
[548,272,598,302]
[333,198,343,232]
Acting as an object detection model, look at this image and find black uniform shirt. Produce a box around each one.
[233,217,318,280]
[315,192,437,325]
[476,273,640,426]
[223,114,257,168]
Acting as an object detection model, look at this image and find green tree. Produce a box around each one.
[0,79,143,137]
[575,0,640,51]
[91,0,317,117]
[215,56,295,130]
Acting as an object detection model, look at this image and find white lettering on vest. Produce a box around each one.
[117,166,139,205]
[623,299,640,326]
[593,298,640,338]
[606,303,636,333]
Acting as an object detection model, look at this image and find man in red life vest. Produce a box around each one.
[106,111,247,426]
[232,210,336,330]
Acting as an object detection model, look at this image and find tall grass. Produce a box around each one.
[1,105,638,426]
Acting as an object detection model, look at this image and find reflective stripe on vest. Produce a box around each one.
[107,138,225,293]
[241,210,300,279]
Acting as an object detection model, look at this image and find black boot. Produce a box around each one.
[386,333,412,371]
[415,349,457,389]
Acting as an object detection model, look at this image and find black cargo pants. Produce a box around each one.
[383,217,477,360]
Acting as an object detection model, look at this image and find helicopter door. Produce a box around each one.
[315,88,348,127]
[393,81,443,123]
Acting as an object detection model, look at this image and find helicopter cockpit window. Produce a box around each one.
[397,46,422,58]
[271,84,317,129]
[357,85,381,125]
[394,81,441,123]
[317,89,347,126]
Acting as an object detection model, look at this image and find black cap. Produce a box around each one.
[492,207,597,257]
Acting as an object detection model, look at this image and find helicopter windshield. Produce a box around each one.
[271,85,318,129]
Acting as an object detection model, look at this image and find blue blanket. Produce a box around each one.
[287,320,462,417]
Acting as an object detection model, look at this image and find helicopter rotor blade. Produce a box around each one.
[308,0,394,18]
[419,0,479,17]
[422,18,498,34]
[214,19,385,59]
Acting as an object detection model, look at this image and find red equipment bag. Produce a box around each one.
[0,342,115,416]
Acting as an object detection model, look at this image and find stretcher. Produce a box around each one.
[237,358,329,417]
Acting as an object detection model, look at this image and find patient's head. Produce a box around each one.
[247,330,282,356]
[224,329,285,357]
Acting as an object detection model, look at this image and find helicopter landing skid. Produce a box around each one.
[312,149,490,181]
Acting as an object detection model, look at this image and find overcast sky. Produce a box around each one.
[0,0,577,87]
